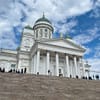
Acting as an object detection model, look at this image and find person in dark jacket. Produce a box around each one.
[24,68,27,73]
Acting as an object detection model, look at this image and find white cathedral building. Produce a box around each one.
[0,14,90,78]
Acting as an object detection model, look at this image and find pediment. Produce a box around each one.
[40,39,85,51]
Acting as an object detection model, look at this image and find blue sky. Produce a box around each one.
[0,0,100,71]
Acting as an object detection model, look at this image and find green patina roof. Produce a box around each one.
[35,14,51,24]
[66,35,72,39]
[60,33,72,39]
[24,25,33,30]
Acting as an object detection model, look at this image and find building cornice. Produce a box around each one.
[37,38,85,52]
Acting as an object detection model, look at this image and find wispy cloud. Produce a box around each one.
[84,47,91,55]
[54,19,77,34]
[94,43,100,58]
[73,27,100,45]
[90,0,100,18]
[0,0,94,49]
[0,0,99,72]
[87,58,100,72]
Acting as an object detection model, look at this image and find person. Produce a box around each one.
[24,67,27,73]
[37,72,39,75]
[2,68,5,73]
[95,75,99,80]
[16,69,18,73]
[8,69,12,73]
[89,76,92,80]
[93,75,94,79]
[0,67,1,72]
[76,75,79,79]
[48,70,50,75]
[82,76,85,79]
[21,69,23,74]
[70,75,72,78]
[17,70,20,74]
[13,69,15,73]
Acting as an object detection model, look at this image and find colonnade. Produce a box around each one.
[31,50,85,77]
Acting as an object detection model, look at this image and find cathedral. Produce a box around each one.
[0,14,90,78]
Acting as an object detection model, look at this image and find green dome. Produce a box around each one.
[35,14,51,24]
[25,25,33,30]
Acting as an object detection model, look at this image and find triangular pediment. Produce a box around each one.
[39,39,85,51]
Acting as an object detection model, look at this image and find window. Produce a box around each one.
[40,56,43,60]
[25,39,30,45]
[49,32,51,38]
[11,64,16,68]
[59,69,62,74]
[45,29,47,32]
[36,30,38,38]
[45,33,47,37]
[40,29,43,37]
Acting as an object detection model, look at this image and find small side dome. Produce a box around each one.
[35,14,52,24]
[24,25,33,30]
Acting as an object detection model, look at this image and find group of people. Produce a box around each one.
[75,75,99,80]
[0,67,5,72]
[0,67,99,80]
[0,67,27,74]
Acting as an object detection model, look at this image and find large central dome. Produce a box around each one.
[35,14,51,24]
[33,14,53,40]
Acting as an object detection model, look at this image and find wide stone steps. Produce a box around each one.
[0,73,100,100]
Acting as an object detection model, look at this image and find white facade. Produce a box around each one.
[0,15,90,78]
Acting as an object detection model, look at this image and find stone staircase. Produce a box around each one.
[0,73,100,100]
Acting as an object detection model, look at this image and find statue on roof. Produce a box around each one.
[60,33,63,38]
[65,33,72,39]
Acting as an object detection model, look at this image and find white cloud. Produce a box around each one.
[94,43,100,58]
[84,47,91,55]
[90,0,100,18]
[0,0,94,49]
[25,0,93,24]
[0,20,18,49]
[0,0,99,74]
[73,27,100,44]
[54,19,77,34]
[87,58,100,72]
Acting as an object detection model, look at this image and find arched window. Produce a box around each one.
[45,33,48,37]
[49,31,51,38]
[40,29,43,37]
[24,38,30,46]
[36,30,38,38]
[45,29,48,38]
[45,28,47,32]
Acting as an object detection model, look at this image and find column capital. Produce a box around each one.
[79,56,82,58]
[46,50,50,53]
[65,53,70,56]
[55,51,57,54]
[37,49,41,51]
[74,55,77,58]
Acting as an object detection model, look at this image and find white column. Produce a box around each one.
[56,53,59,76]
[33,54,36,74]
[74,56,78,77]
[66,55,70,77]
[31,57,33,74]
[82,59,85,77]
[46,51,50,75]
[78,57,81,78]
[36,50,40,74]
